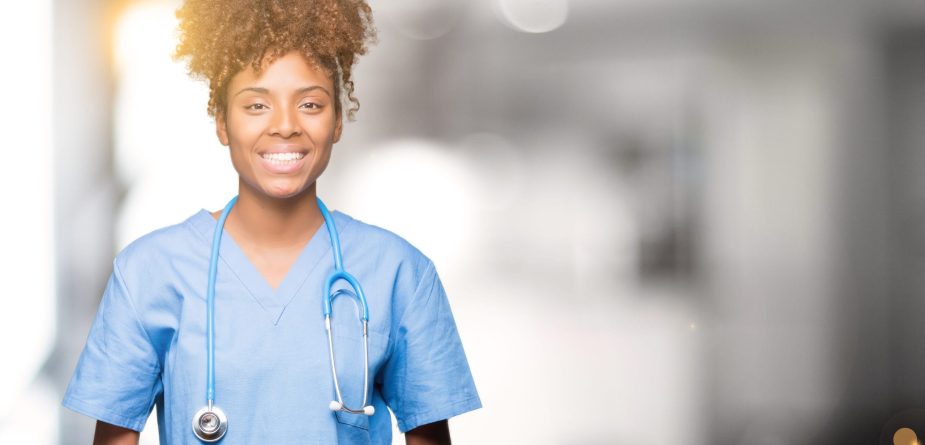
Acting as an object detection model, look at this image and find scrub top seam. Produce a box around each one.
[393,260,436,332]
[62,394,148,432]
[185,214,273,313]
[396,395,482,433]
[388,260,436,418]
[277,213,357,323]
[186,210,358,319]
[219,249,271,311]
[112,259,163,376]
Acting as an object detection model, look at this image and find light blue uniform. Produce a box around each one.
[63,208,481,444]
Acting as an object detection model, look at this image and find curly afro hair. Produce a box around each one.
[174,0,376,121]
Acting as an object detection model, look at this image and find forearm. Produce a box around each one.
[93,421,140,445]
[405,419,451,445]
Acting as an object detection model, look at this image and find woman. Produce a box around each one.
[62,1,481,443]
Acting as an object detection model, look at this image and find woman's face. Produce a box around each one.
[216,51,342,201]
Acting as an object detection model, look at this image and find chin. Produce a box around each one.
[263,184,310,200]
[264,191,301,200]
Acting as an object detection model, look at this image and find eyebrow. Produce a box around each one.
[232,85,332,99]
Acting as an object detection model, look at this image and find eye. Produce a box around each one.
[245,103,269,110]
[300,102,322,110]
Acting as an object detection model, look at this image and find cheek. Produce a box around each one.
[227,148,251,178]
[299,110,337,133]
[307,121,339,144]
[225,114,266,144]
[225,126,261,169]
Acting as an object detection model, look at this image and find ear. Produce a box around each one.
[332,114,343,144]
[216,112,230,146]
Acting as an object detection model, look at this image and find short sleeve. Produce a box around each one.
[379,262,481,432]
[62,260,162,432]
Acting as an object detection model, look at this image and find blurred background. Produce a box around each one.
[2,0,925,443]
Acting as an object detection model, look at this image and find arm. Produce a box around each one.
[384,263,480,443]
[93,421,140,445]
[405,419,451,445]
[63,264,162,445]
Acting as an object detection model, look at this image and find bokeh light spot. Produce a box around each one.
[894,427,918,445]
[496,0,568,34]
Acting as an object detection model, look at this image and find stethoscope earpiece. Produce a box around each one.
[192,405,228,442]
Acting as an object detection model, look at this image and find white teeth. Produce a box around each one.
[261,152,305,162]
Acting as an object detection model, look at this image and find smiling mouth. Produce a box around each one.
[260,152,306,164]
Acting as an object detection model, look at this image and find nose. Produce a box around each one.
[269,107,301,138]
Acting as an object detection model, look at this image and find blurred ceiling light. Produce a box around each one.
[114,2,178,76]
[376,0,464,40]
[495,0,568,34]
[113,1,181,183]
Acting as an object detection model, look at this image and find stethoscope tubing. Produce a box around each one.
[318,199,369,320]
[317,198,373,414]
[198,195,373,442]
[206,196,237,404]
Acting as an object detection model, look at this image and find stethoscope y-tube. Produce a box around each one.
[192,196,373,442]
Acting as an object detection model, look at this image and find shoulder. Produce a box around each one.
[339,211,430,262]
[337,210,436,283]
[112,210,207,278]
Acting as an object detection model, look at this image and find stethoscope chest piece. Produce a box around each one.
[192,405,227,442]
[193,196,373,442]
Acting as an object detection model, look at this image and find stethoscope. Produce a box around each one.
[192,196,375,442]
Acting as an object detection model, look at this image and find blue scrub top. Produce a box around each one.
[63,208,481,444]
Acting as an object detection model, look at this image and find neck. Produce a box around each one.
[226,181,324,248]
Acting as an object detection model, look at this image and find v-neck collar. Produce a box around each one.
[190,208,354,325]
